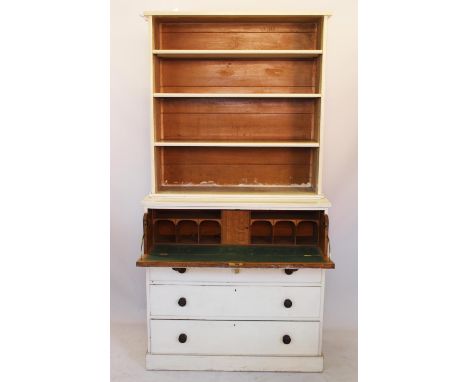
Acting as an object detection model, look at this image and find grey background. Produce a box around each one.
[110,0,357,330]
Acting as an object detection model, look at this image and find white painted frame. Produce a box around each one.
[144,268,327,372]
[146,13,330,197]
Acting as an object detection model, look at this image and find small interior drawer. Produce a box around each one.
[149,267,323,284]
[150,319,320,356]
[149,284,322,320]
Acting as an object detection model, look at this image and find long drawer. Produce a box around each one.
[149,284,322,320]
[150,320,320,356]
[149,267,323,284]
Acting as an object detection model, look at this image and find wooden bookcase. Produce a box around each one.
[148,14,328,195]
[137,12,333,373]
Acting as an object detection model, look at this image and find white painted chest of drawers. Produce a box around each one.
[145,267,326,372]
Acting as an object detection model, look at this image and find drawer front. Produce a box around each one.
[149,285,322,320]
[150,320,320,356]
[149,267,322,284]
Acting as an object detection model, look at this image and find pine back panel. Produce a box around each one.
[150,15,326,193]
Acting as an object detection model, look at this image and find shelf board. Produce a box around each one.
[154,141,319,148]
[153,93,321,98]
[153,50,323,58]
[136,244,334,269]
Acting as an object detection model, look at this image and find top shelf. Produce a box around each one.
[153,93,321,98]
[153,50,323,58]
[144,11,331,17]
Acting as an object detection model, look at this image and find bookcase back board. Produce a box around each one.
[149,15,328,195]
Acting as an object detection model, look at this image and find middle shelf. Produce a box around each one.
[154,97,321,143]
[153,141,319,147]
[154,57,321,94]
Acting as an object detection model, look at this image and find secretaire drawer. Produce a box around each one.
[149,267,323,284]
[149,284,322,320]
[150,320,320,356]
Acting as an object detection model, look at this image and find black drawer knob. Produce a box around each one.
[283,335,291,344]
[284,299,293,308]
[284,269,298,275]
[178,333,187,343]
[172,267,187,273]
[178,297,186,307]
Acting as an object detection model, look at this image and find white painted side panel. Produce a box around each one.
[149,267,323,285]
[150,284,321,320]
[150,320,320,356]
[146,354,324,372]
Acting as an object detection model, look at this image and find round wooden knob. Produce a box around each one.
[282,335,291,344]
[178,297,186,307]
[284,269,298,275]
[284,299,293,308]
[178,333,187,343]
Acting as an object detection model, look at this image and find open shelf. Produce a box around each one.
[155,97,320,143]
[156,57,320,94]
[154,141,319,147]
[149,14,327,195]
[154,20,323,50]
[154,93,321,98]
[137,244,334,269]
[155,147,319,193]
[153,50,323,58]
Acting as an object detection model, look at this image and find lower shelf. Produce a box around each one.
[146,353,324,372]
[136,244,334,269]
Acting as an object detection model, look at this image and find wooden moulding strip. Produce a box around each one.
[153,142,320,147]
[153,93,322,98]
[153,50,323,58]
